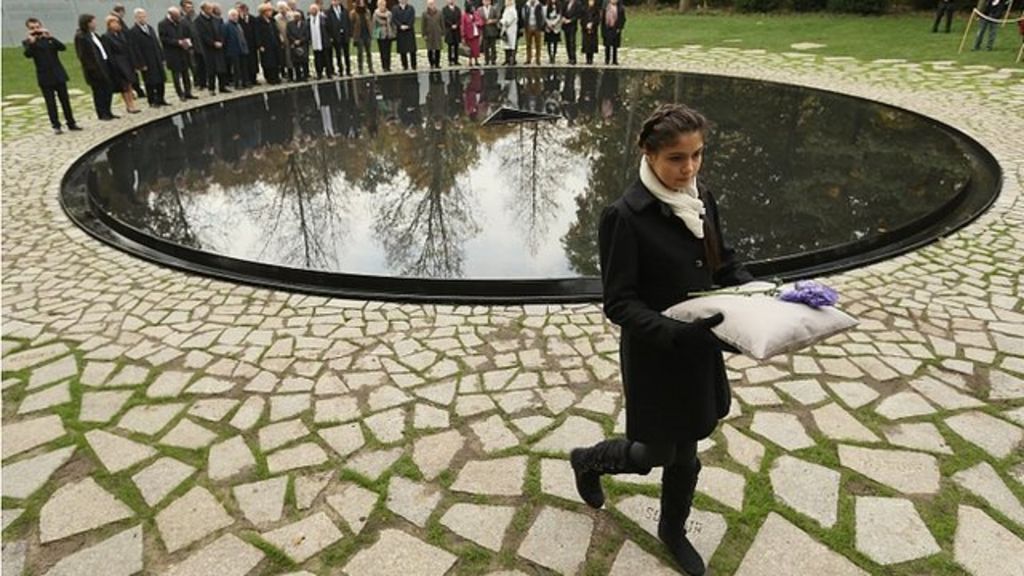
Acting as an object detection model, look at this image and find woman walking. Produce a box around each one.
[102,15,141,113]
[569,104,752,576]
[74,14,117,119]
[351,0,374,74]
[543,0,561,64]
[373,1,395,72]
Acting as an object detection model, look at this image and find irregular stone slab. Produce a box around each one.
[412,429,465,480]
[451,456,527,496]
[874,392,936,420]
[826,381,879,409]
[146,371,194,398]
[838,445,939,494]
[208,436,256,481]
[368,385,412,411]
[413,403,449,429]
[769,455,840,528]
[532,416,606,455]
[907,376,985,409]
[540,458,580,502]
[882,422,953,455]
[3,342,69,371]
[2,509,24,531]
[609,540,678,576]
[40,478,134,543]
[80,362,117,387]
[576,389,619,414]
[258,418,310,452]
[262,512,343,562]
[185,376,235,395]
[518,507,593,575]
[3,540,27,576]
[229,396,265,430]
[45,525,143,576]
[131,457,196,507]
[440,503,516,552]
[2,446,75,500]
[343,529,456,576]
[165,533,265,576]
[856,496,940,565]
[79,390,133,423]
[774,379,829,406]
[85,429,157,473]
[953,505,1024,576]
[156,486,234,553]
[327,483,379,534]
[750,412,814,451]
[295,470,334,510]
[19,381,71,414]
[722,424,765,472]
[160,418,219,450]
[734,513,868,576]
[733,387,784,406]
[386,477,441,528]
[988,370,1024,400]
[945,411,1023,459]
[117,403,187,436]
[2,414,65,459]
[811,403,879,443]
[952,462,1024,528]
[189,399,240,422]
[346,448,404,480]
[269,394,311,422]
[27,355,77,390]
[470,414,520,453]
[511,415,554,436]
[364,407,407,444]
[615,495,727,562]
[318,422,365,459]
[234,476,288,526]
[696,466,745,511]
[267,442,329,474]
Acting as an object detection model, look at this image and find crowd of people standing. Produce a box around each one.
[23,0,627,132]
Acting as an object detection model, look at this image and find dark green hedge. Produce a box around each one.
[825,0,890,13]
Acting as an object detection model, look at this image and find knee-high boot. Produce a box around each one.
[570,438,651,509]
[659,458,705,576]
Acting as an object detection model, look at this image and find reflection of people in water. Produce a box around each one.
[463,67,482,118]
[570,104,751,576]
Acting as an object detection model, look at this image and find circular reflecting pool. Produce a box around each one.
[61,67,1000,302]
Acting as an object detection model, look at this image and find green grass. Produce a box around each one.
[4,10,1020,99]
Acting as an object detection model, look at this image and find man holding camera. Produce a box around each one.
[23,18,81,134]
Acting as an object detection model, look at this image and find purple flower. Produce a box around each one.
[778,281,839,308]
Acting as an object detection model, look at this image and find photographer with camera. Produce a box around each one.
[23,18,81,134]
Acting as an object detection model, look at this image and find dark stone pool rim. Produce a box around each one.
[60,67,1003,304]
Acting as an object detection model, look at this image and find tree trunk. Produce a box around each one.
[679,0,694,11]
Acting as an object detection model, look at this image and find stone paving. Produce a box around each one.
[2,45,1023,575]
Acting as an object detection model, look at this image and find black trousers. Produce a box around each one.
[482,35,497,64]
[261,52,281,84]
[144,81,166,105]
[229,55,250,87]
[378,39,393,71]
[40,82,76,128]
[932,3,955,32]
[546,40,558,63]
[332,41,351,75]
[194,51,207,88]
[427,49,442,68]
[447,41,459,64]
[313,49,331,78]
[399,50,417,70]
[564,26,577,63]
[171,68,193,98]
[604,44,618,64]
[90,82,114,119]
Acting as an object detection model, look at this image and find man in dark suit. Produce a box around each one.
[392,0,417,70]
[22,18,80,134]
[195,1,231,93]
[561,0,582,64]
[159,6,198,100]
[182,0,206,88]
[129,8,170,107]
[236,3,260,85]
[112,3,147,98]
[325,0,352,76]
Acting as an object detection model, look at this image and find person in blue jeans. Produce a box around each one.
[973,0,1009,50]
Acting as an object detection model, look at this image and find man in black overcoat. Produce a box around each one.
[129,8,170,107]
[392,0,417,70]
[561,0,583,64]
[237,3,261,85]
[159,7,198,100]
[182,0,206,88]
[255,5,282,84]
[441,0,461,65]
[195,2,231,92]
[22,17,80,133]
[326,0,353,76]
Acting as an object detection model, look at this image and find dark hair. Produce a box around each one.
[25,17,41,27]
[78,14,95,34]
[637,104,710,153]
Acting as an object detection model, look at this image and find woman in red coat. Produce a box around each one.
[570,104,751,576]
[460,2,483,66]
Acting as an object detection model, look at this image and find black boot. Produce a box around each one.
[658,459,705,576]
[570,438,649,509]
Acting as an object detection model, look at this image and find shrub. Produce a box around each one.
[735,0,783,11]
[826,0,889,13]
[792,0,827,11]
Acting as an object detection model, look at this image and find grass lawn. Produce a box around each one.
[3,10,1020,98]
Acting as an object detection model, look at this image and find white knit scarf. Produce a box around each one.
[639,155,705,239]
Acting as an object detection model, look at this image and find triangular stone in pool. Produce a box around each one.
[482,106,560,126]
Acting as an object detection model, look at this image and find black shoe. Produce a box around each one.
[220,87,233,93]
[53,127,63,134]
[99,115,116,121]
[659,460,705,576]
[186,94,199,99]
[658,521,706,576]
[569,438,642,509]
[68,124,83,131]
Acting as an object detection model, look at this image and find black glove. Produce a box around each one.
[672,312,724,348]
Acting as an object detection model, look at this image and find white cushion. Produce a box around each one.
[662,284,858,361]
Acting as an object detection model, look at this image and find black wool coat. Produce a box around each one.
[129,24,166,85]
[23,36,70,87]
[158,17,191,72]
[74,32,112,88]
[599,179,752,443]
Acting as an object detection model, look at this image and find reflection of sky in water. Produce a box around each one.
[86,68,973,281]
